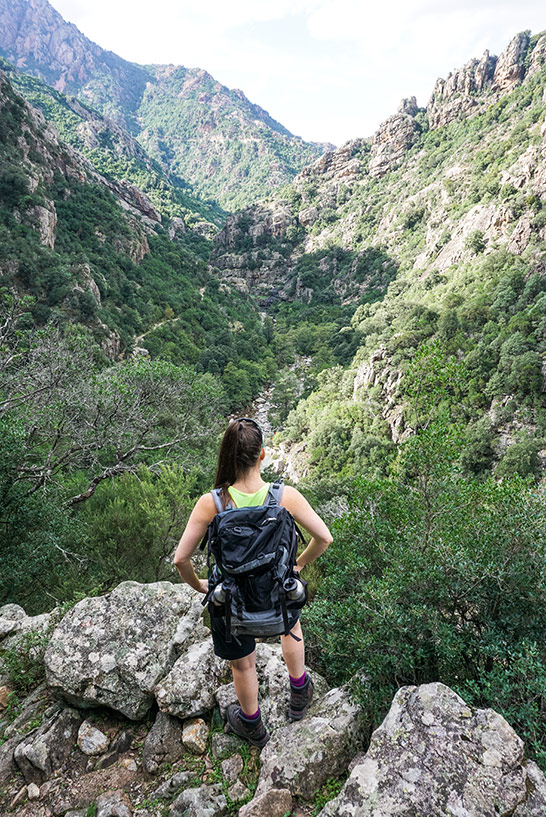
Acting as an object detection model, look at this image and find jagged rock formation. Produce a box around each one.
[427,32,531,128]
[318,682,546,816]
[368,97,421,178]
[0,0,328,210]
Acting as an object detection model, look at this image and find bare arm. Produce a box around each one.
[172,493,216,593]
[281,485,333,570]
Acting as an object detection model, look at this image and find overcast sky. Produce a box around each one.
[50,0,546,146]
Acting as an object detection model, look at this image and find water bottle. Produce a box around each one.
[211,584,226,606]
[284,576,306,603]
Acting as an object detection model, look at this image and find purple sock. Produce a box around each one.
[289,671,307,687]
[240,707,260,720]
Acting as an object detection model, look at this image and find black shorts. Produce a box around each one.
[210,609,301,661]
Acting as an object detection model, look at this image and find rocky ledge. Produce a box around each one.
[1,584,545,816]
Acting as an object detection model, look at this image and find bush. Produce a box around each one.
[465,230,486,254]
[304,422,546,765]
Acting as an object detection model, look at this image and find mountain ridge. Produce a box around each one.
[0,0,330,210]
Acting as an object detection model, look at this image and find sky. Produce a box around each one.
[50,0,546,146]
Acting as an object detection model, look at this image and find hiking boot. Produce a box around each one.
[225,704,270,748]
[289,674,314,722]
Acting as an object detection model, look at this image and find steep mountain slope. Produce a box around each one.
[0,55,223,227]
[211,31,546,479]
[0,0,328,210]
[0,66,274,400]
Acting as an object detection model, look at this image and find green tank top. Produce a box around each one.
[227,482,270,508]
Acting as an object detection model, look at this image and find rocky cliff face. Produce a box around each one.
[0,0,328,210]
[427,32,532,128]
[212,30,546,303]
[0,68,159,246]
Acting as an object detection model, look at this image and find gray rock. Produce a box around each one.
[45,581,201,719]
[514,761,546,816]
[142,711,183,773]
[0,731,27,784]
[13,706,83,784]
[0,603,26,620]
[227,780,249,803]
[96,789,132,817]
[77,719,110,755]
[0,617,21,639]
[256,680,364,799]
[239,787,292,817]
[210,732,243,759]
[155,640,230,719]
[169,782,227,816]
[318,682,546,816]
[150,770,193,800]
[27,781,40,799]
[182,717,209,754]
[221,752,243,784]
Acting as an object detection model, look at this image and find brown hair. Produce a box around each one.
[214,418,263,508]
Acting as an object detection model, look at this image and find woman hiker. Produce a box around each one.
[172,417,333,747]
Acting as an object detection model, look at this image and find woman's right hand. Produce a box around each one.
[197,579,209,594]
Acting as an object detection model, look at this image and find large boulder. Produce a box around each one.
[318,682,546,816]
[155,639,230,719]
[254,680,365,800]
[44,581,206,719]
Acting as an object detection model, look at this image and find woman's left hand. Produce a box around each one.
[197,579,209,594]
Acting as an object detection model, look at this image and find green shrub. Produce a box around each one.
[304,420,546,765]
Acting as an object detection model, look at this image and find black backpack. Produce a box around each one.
[200,481,308,643]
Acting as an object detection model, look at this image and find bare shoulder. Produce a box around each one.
[280,484,312,512]
[193,491,217,521]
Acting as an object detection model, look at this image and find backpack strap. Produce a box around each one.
[211,488,235,512]
[267,480,284,505]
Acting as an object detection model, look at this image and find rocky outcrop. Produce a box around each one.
[368,99,421,178]
[427,50,497,128]
[255,681,365,799]
[427,32,533,129]
[295,139,369,188]
[318,682,546,816]
[492,31,531,92]
[2,583,546,817]
[44,581,205,719]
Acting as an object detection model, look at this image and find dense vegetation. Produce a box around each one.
[303,349,546,766]
[0,67,277,411]
[0,56,224,227]
[137,65,324,210]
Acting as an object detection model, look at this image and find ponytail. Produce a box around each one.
[214,418,263,508]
